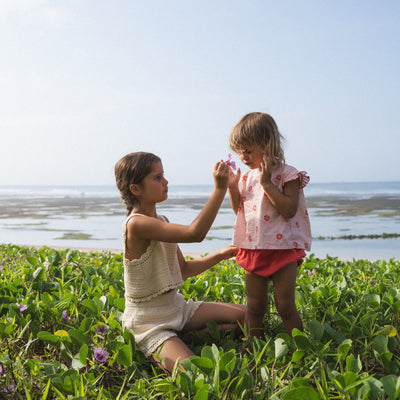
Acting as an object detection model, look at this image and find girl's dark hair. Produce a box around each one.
[115,152,161,215]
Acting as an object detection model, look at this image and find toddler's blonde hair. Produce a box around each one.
[229,112,285,166]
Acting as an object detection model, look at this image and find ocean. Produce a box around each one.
[0,182,399,261]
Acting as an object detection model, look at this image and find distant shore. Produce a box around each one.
[1,182,399,262]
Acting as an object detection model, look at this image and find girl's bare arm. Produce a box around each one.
[127,161,229,244]
[177,245,238,279]
[260,158,300,218]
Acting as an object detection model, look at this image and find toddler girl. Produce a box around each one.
[227,112,311,338]
[114,152,245,372]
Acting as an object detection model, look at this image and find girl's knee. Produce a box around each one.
[247,298,267,318]
[276,301,298,320]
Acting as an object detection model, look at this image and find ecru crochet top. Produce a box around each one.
[122,213,183,303]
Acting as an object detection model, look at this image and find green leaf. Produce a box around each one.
[337,339,352,361]
[381,375,400,400]
[37,331,60,346]
[292,330,312,351]
[177,372,192,396]
[372,335,389,354]
[66,250,77,262]
[51,251,61,266]
[113,297,125,311]
[282,386,320,400]
[117,344,133,367]
[193,383,209,400]
[291,350,305,363]
[206,320,220,340]
[201,344,219,363]
[191,356,215,375]
[71,357,86,370]
[78,343,88,365]
[27,256,38,266]
[346,354,362,374]
[68,329,89,347]
[123,328,136,354]
[364,293,381,307]
[33,267,44,281]
[82,298,100,315]
[307,319,324,340]
[235,368,254,396]
[275,337,289,359]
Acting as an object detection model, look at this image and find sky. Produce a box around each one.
[0,0,399,186]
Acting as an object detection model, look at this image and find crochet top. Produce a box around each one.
[122,213,183,303]
[233,164,312,251]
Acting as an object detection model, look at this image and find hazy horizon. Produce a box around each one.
[1,1,399,186]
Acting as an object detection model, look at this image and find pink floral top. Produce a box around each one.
[232,164,312,251]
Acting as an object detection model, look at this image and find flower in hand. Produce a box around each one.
[224,154,236,171]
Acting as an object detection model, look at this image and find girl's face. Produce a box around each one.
[136,161,169,204]
[238,146,265,169]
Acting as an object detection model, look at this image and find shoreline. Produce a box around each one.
[4,242,399,262]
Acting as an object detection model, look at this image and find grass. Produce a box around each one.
[0,244,399,399]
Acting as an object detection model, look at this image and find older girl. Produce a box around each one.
[115,152,245,372]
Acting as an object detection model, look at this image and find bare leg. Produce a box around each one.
[152,302,245,373]
[184,302,245,333]
[152,336,194,373]
[245,271,269,338]
[270,262,303,336]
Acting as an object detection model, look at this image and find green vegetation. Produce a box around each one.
[0,244,399,399]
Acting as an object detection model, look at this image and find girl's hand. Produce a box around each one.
[213,161,230,189]
[228,167,241,189]
[218,244,239,260]
[260,155,272,188]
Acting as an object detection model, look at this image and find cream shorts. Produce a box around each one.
[122,290,203,357]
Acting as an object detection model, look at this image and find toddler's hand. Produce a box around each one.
[213,161,230,189]
[219,244,239,260]
[260,155,272,187]
[228,167,241,189]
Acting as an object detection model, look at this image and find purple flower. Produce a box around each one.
[308,268,315,276]
[94,347,109,363]
[18,304,27,313]
[4,382,15,394]
[95,325,107,335]
[0,361,6,377]
[62,311,70,323]
[0,265,4,271]
[224,154,236,171]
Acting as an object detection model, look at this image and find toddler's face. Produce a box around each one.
[238,146,265,169]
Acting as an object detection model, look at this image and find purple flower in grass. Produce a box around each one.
[62,311,70,323]
[4,382,15,394]
[18,304,27,313]
[224,154,236,171]
[0,265,4,271]
[308,268,315,276]
[95,324,107,335]
[94,347,109,363]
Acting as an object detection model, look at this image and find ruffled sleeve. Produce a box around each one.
[298,171,310,189]
[282,165,310,189]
